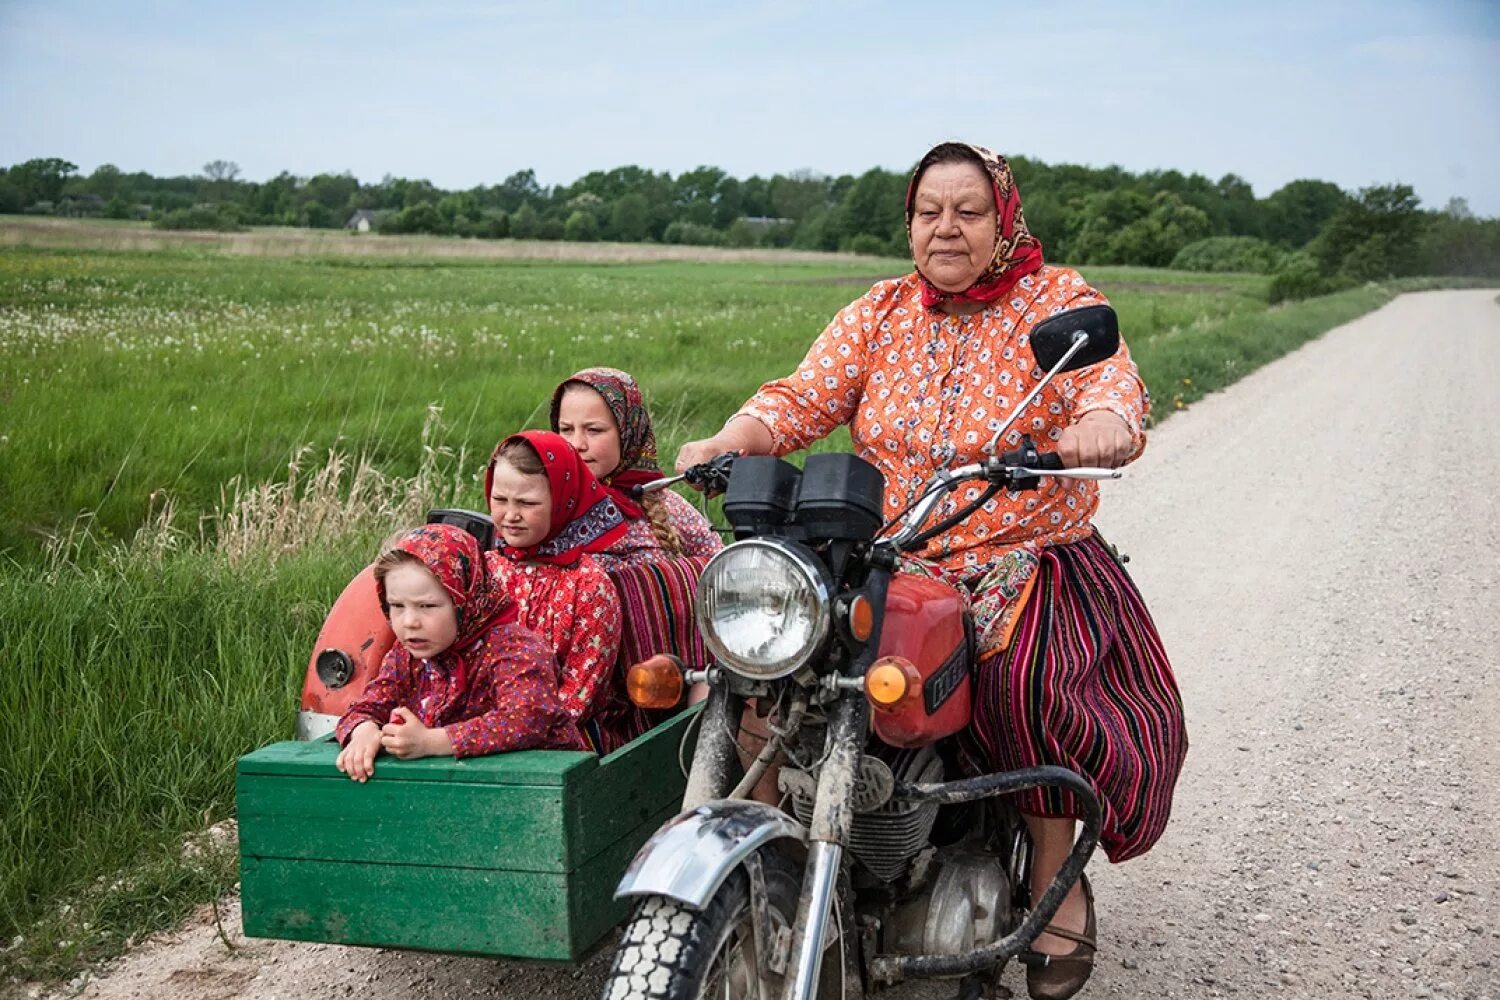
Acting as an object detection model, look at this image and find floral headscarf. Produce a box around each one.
[549,367,660,519]
[375,523,517,697]
[905,142,1045,308]
[485,430,630,567]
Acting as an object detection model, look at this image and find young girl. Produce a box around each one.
[550,367,721,570]
[334,523,585,782]
[484,430,640,754]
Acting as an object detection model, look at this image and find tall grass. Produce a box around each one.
[0,248,1265,560]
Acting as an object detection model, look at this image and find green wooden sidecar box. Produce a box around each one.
[236,707,696,961]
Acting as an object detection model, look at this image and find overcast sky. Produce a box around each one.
[2,0,1497,215]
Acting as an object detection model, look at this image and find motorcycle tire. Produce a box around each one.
[601,847,848,1000]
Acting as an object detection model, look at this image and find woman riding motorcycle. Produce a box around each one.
[675,140,1189,1000]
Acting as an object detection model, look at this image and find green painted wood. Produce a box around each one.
[237,739,599,787]
[240,800,680,961]
[570,705,700,854]
[237,772,571,870]
[237,705,701,957]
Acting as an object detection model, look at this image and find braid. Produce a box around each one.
[641,492,685,556]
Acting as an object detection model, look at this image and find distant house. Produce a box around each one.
[739,215,794,229]
[59,193,106,218]
[345,209,380,233]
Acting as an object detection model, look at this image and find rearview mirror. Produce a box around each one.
[1030,304,1119,373]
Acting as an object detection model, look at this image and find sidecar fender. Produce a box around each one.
[614,799,807,908]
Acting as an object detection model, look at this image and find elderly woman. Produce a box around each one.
[677,141,1187,1000]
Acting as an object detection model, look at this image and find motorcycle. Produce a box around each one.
[602,304,1124,1000]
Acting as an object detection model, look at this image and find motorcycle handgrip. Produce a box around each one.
[1031,452,1065,471]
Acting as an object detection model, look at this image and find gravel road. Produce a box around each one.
[50,289,1500,1000]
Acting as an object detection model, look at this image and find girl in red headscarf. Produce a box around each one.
[550,367,721,570]
[484,430,640,754]
[333,523,586,782]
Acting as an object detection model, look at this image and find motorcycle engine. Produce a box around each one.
[782,744,943,883]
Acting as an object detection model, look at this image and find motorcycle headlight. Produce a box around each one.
[696,539,832,679]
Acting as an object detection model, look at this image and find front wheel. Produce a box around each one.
[602,849,848,1000]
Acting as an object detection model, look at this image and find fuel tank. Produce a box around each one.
[296,564,394,740]
[870,572,973,748]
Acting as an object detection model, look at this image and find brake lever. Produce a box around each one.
[630,451,739,499]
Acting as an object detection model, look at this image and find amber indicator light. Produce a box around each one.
[626,655,686,710]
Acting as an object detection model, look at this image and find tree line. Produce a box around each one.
[3,154,1497,299]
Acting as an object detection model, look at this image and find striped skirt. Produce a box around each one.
[967,533,1187,863]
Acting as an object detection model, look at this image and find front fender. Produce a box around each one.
[614,800,807,909]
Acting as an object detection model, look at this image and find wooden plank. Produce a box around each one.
[566,705,698,863]
[565,799,681,955]
[240,799,680,960]
[238,773,571,871]
[237,739,599,787]
[241,855,577,960]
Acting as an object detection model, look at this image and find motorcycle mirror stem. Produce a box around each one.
[981,329,1090,457]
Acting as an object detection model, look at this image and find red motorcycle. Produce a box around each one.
[603,304,1124,1000]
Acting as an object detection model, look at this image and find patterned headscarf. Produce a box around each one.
[484,430,630,567]
[905,142,1045,308]
[375,524,518,693]
[549,367,660,519]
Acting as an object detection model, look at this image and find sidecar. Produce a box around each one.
[238,515,711,961]
[237,705,697,960]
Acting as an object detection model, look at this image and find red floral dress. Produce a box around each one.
[334,523,585,757]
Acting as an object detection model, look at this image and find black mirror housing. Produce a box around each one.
[1030,304,1120,373]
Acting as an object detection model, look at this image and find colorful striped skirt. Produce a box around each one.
[967,532,1187,863]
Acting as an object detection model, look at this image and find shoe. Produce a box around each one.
[1025,872,1096,1000]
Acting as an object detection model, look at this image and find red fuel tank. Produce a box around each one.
[297,564,394,739]
[868,572,972,748]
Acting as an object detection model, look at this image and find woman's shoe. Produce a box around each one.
[1026,873,1096,1000]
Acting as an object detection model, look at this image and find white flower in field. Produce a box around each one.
[189,405,198,413]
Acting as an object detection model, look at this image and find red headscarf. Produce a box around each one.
[549,367,659,520]
[905,142,1045,309]
[374,523,517,700]
[484,430,630,567]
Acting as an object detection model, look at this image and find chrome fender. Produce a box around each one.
[614,799,807,908]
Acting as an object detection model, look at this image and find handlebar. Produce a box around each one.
[885,439,1121,552]
[631,451,738,499]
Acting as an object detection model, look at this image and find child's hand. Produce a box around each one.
[335,721,382,782]
[380,707,451,759]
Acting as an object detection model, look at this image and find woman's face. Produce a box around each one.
[556,386,623,480]
[909,160,999,293]
[488,461,552,548]
[383,562,459,658]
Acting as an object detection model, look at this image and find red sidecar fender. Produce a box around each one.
[296,563,394,740]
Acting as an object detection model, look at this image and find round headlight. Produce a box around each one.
[695,539,832,679]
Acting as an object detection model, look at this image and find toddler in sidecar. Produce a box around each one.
[483,430,641,755]
[333,523,586,782]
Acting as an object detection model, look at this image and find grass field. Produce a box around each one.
[0,225,1451,985]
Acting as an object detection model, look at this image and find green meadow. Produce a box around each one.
[0,237,1445,984]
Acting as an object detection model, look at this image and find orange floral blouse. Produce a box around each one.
[737,266,1148,577]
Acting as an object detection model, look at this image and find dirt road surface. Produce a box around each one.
[48,289,1500,1000]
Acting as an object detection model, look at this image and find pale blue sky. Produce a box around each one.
[2,1,1497,214]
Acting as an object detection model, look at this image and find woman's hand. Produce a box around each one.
[380,707,452,760]
[675,436,731,474]
[1056,411,1133,469]
[675,416,775,481]
[335,721,382,782]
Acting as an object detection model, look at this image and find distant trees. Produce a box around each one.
[8,158,77,205]
[5,153,1497,288]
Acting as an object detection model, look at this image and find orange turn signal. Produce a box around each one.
[864,656,919,711]
[626,655,686,710]
[847,594,874,642]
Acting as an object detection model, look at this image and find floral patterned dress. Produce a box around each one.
[333,524,586,757]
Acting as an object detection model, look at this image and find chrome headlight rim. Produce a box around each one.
[695,537,833,680]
